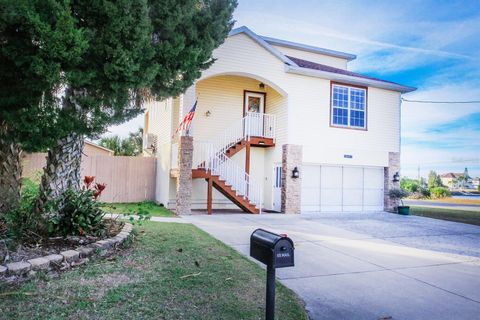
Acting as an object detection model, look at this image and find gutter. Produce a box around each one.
[285,65,417,94]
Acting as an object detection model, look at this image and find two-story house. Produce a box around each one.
[143,26,416,215]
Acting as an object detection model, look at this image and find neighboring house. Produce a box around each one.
[473,178,480,189]
[440,171,474,190]
[143,26,416,214]
[83,140,115,157]
[439,173,461,189]
[22,140,114,177]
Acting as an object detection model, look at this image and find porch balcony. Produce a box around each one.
[171,112,276,170]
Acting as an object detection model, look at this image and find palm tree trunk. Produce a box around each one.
[0,127,23,214]
[36,133,84,213]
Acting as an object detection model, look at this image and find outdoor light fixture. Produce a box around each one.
[292,167,300,179]
[259,82,265,90]
[205,110,211,117]
[393,172,400,182]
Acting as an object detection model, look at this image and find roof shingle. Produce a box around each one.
[286,55,402,86]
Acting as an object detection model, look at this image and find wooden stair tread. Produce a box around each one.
[210,175,259,214]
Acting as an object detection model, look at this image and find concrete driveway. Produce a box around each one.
[182,212,480,320]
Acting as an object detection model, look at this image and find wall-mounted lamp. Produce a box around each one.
[393,172,400,183]
[205,110,211,117]
[292,167,300,179]
[259,82,265,90]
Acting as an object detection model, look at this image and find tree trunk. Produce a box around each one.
[0,128,23,214]
[36,133,84,213]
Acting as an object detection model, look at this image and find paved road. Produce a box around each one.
[404,199,480,212]
[182,212,480,320]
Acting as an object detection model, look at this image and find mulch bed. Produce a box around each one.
[0,219,123,266]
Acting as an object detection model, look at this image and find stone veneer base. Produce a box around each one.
[1,222,133,281]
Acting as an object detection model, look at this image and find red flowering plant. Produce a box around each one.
[47,176,108,237]
[84,176,95,189]
[83,176,107,200]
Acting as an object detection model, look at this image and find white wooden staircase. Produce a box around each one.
[171,112,276,214]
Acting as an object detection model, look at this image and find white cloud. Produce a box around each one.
[234,4,479,74]
[401,82,480,177]
[401,144,480,178]
[402,83,480,130]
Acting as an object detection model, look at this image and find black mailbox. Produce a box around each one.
[250,229,295,320]
[250,229,294,268]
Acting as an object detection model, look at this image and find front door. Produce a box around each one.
[273,164,282,212]
[244,91,265,137]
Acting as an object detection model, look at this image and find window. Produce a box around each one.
[331,84,366,129]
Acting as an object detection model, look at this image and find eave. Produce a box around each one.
[285,65,417,94]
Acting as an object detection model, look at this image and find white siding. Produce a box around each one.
[287,76,401,167]
[148,31,402,211]
[272,45,348,69]
[144,99,174,205]
[194,76,258,141]
[201,33,290,95]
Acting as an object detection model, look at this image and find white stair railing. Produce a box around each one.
[206,150,263,212]
[209,112,276,156]
[190,140,262,212]
[172,113,276,212]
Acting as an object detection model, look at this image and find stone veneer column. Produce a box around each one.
[281,144,302,214]
[384,151,400,212]
[176,136,193,215]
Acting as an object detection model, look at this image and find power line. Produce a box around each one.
[402,98,480,104]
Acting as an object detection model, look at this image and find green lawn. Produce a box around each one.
[0,222,308,320]
[410,206,480,226]
[101,201,176,217]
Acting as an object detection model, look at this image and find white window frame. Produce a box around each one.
[330,84,367,130]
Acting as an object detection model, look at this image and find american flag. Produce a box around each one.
[175,100,197,135]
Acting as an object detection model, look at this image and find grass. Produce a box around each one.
[101,201,176,217]
[0,222,308,320]
[410,206,480,226]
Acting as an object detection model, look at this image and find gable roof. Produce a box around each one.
[85,140,114,154]
[228,26,416,94]
[262,36,356,61]
[287,56,412,89]
[440,172,463,178]
[229,26,297,66]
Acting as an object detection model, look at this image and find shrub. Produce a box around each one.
[430,187,451,199]
[400,178,419,193]
[3,177,44,242]
[408,192,424,199]
[419,187,431,198]
[46,176,107,237]
[47,188,106,237]
[389,188,409,207]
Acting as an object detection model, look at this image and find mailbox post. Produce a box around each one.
[250,229,295,320]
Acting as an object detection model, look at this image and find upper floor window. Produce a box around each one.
[331,84,367,129]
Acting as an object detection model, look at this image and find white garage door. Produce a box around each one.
[301,165,384,212]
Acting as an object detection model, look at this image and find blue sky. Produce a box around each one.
[108,0,480,178]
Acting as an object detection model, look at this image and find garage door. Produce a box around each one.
[301,165,384,212]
